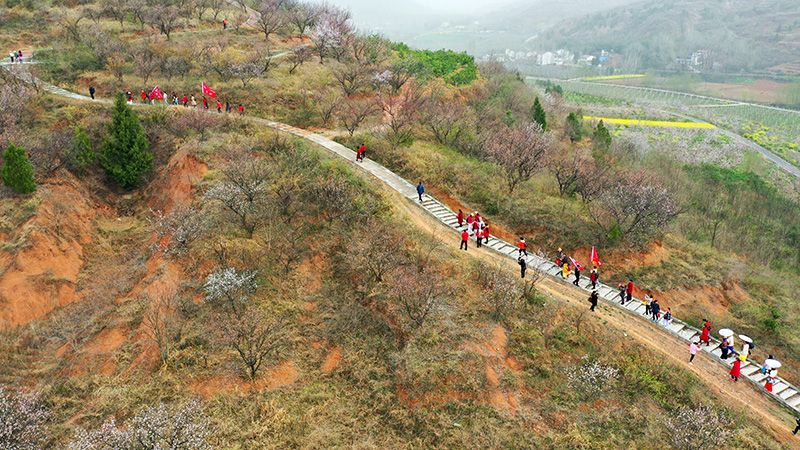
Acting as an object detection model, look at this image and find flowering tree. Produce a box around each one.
[486,122,552,193]
[666,405,732,450]
[68,400,211,450]
[419,89,473,146]
[203,267,258,313]
[566,356,620,397]
[150,206,207,256]
[254,0,287,41]
[378,82,427,146]
[310,5,353,62]
[0,387,50,450]
[592,171,679,244]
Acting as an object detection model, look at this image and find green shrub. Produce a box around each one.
[531,97,547,130]
[1,144,36,194]
[100,94,152,189]
[70,127,95,175]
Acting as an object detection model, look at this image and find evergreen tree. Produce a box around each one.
[100,94,152,189]
[592,120,612,153]
[565,112,584,142]
[1,144,36,194]
[531,97,547,130]
[71,126,95,175]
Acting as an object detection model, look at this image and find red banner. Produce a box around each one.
[201,81,217,98]
[149,85,164,100]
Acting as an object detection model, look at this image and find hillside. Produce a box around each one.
[1,0,800,448]
[532,0,800,72]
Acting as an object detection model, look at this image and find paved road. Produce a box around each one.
[4,62,800,417]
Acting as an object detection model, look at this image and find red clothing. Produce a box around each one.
[730,359,741,378]
[140,91,146,100]
[626,281,634,295]
[461,231,468,242]
[182,95,187,104]
[700,323,711,343]
[765,379,774,392]
[457,211,464,226]
[467,215,474,224]
[517,241,526,250]
[482,228,490,238]
[216,101,222,109]
[238,105,244,113]
[590,271,598,282]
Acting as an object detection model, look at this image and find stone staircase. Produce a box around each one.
[5,62,799,416]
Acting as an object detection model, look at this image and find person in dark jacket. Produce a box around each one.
[573,265,581,286]
[416,182,425,202]
[651,299,661,322]
[518,256,527,279]
[792,416,799,435]
[589,290,599,312]
[618,283,626,305]
[89,85,95,100]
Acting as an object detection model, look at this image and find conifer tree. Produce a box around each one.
[1,144,36,194]
[71,126,95,175]
[531,97,547,130]
[100,94,152,189]
[566,112,584,142]
[592,120,612,153]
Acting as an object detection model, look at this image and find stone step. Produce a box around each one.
[779,389,797,400]
[679,328,699,341]
[749,372,769,383]
[741,365,761,377]
[787,395,800,408]
[772,383,790,395]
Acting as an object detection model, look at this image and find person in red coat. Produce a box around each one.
[356,144,366,162]
[238,104,244,115]
[626,279,634,303]
[202,96,209,109]
[517,237,527,256]
[700,320,711,346]
[590,267,599,290]
[460,230,468,251]
[216,100,223,112]
[482,225,490,244]
[730,356,742,382]
[140,89,147,102]
[181,94,188,107]
[456,209,464,227]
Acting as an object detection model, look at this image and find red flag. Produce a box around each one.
[569,257,585,272]
[590,246,602,267]
[201,82,217,98]
[149,86,164,100]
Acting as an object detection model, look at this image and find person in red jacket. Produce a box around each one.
[482,224,490,244]
[216,100,223,112]
[140,89,147,102]
[626,279,634,303]
[202,96,209,109]
[356,144,365,162]
[181,94,188,107]
[456,209,464,227]
[700,319,711,346]
[517,237,527,256]
[460,230,469,251]
[590,266,599,289]
[238,104,244,115]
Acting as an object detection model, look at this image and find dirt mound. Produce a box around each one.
[320,346,342,373]
[189,361,301,399]
[0,177,102,329]
[146,147,207,213]
[654,280,751,318]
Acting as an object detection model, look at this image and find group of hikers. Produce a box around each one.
[116,88,246,115]
[7,49,23,63]
[448,204,791,412]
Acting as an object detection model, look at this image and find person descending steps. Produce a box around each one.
[700,319,711,346]
[356,143,366,162]
[416,181,425,202]
[460,229,468,251]
[688,341,700,365]
[589,289,599,312]
[89,85,95,100]
[456,209,464,227]
[617,283,626,305]
[626,279,635,304]
[517,237,527,256]
[590,266,598,289]
[518,255,527,279]
[730,355,743,382]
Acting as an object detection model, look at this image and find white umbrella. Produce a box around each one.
[739,335,752,343]
[719,328,733,338]
[764,359,782,369]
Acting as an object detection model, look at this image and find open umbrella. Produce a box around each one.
[764,359,782,369]
[719,328,733,338]
[739,335,753,343]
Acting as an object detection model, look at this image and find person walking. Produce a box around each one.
[792,416,800,435]
[573,264,581,286]
[476,226,483,248]
[191,95,197,108]
[662,308,673,328]
[89,85,95,100]
[643,293,652,316]
[238,104,244,115]
[216,99,223,112]
[688,341,700,365]
[460,229,468,251]
[8,51,14,63]
[517,237,527,256]
[356,144,365,162]
[17,50,22,63]
[730,355,743,382]
[766,375,776,393]
[626,279,634,304]
[518,255,527,279]
[202,96,209,109]
[225,100,232,113]
[416,182,425,202]
[590,267,598,289]
[457,209,464,227]
[223,18,228,29]
[700,320,711,346]
[140,89,147,103]
[618,283,626,305]
[555,247,565,266]
[482,224,490,244]
[719,337,730,360]
[182,94,188,107]
[561,262,570,280]
[651,299,660,322]
[589,290,599,312]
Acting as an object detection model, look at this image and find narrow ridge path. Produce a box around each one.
[4,62,799,421]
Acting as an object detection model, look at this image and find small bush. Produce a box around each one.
[100,94,152,189]
[1,144,36,194]
[70,127,95,175]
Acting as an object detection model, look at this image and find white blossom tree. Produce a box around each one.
[666,405,733,450]
[0,387,50,450]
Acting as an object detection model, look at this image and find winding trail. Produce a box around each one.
[3,62,800,432]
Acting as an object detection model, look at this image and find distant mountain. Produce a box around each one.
[481,0,643,35]
[531,0,800,72]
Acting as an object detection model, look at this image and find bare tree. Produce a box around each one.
[147,4,182,40]
[339,220,407,302]
[142,291,184,366]
[379,83,426,146]
[222,306,288,380]
[485,122,552,194]
[207,0,226,20]
[254,0,287,41]
[419,92,472,146]
[337,97,378,137]
[287,45,312,74]
[331,60,370,96]
[286,1,320,36]
[388,267,452,348]
[573,158,613,203]
[133,41,164,85]
[591,171,679,244]
[548,149,581,197]
[102,0,128,29]
[150,206,208,255]
[312,88,340,127]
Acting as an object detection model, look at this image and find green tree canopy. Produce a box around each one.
[566,112,584,142]
[531,97,547,130]
[100,94,152,189]
[592,120,612,154]
[1,144,36,194]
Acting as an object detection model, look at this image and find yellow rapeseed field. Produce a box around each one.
[582,74,647,81]
[583,116,716,129]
